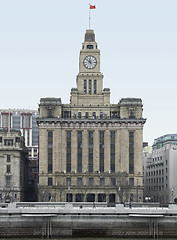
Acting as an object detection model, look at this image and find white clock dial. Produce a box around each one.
[83,55,97,69]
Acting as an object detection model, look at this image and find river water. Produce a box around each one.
[0,238,176,240]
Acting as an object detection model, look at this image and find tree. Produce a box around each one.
[115,172,131,203]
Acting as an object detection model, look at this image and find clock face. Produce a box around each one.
[83,55,97,69]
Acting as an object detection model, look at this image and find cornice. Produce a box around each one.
[37,118,146,129]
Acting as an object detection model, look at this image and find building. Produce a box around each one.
[143,144,152,201]
[0,129,28,202]
[0,109,39,201]
[37,29,146,203]
[143,134,177,203]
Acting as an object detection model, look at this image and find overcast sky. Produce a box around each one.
[0,0,177,145]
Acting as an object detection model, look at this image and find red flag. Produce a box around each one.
[90,5,96,9]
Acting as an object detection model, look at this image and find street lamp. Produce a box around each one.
[118,186,121,203]
[171,188,174,204]
[68,185,70,203]
[136,179,139,203]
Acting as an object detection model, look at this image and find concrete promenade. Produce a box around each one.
[0,202,177,238]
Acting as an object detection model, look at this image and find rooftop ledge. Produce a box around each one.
[37,117,146,124]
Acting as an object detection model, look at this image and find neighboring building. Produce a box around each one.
[143,134,177,203]
[37,29,146,203]
[0,129,28,202]
[0,109,39,201]
[143,144,152,201]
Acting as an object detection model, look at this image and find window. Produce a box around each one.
[94,80,97,94]
[1,112,11,129]
[100,112,103,119]
[89,80,92,94]
[129,110,135,119]
[110,131,115,172]
[99,131,104,172]
[7,155,11,162]
[48,178,53,186]
[84,80,87,94]
[63,111,70,118]
[21,113,31,129]
[85,112,89,119]
[98,194,106,202]
[89,178,94,186]
[48,131,53,173]
[78,112,82,119]
[77,178,82,186]
[6,176,11,187]
[77,131,82,173]
[48,110,53,117]
[66,177,71,187]
[75,193,84,202]
[15,137,20,143]
[66,193,73,202]
[100,178,105,186]
[92,112,96,119]
[6,165,11,173]
[87,45,93,49]
[66,131,71,173]
[88,131,93,173]
[87,193,95,202]
[4,139,13,146]
[111,178,116,186]
[129,178,134,186]
[129,132,134,174]
[27,129,30,146]
[111,111,118,119]
[0,137,2,143]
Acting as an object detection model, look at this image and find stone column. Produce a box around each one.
[53,128,62,172]
[39,128,48,182]
[95,193,98,202]
[120,129,129,173]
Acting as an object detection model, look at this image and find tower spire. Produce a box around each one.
[89,3,91,29]
[89,3,96,29]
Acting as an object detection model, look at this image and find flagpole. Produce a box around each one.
[89,3,90,29]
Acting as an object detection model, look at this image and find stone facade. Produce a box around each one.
[0,109,39,201]
[0,130,28,202]
[37,29,146,203]
[143,134,177,204]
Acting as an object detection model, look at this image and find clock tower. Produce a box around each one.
[71,29,110,106]
[37,28,146,203]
